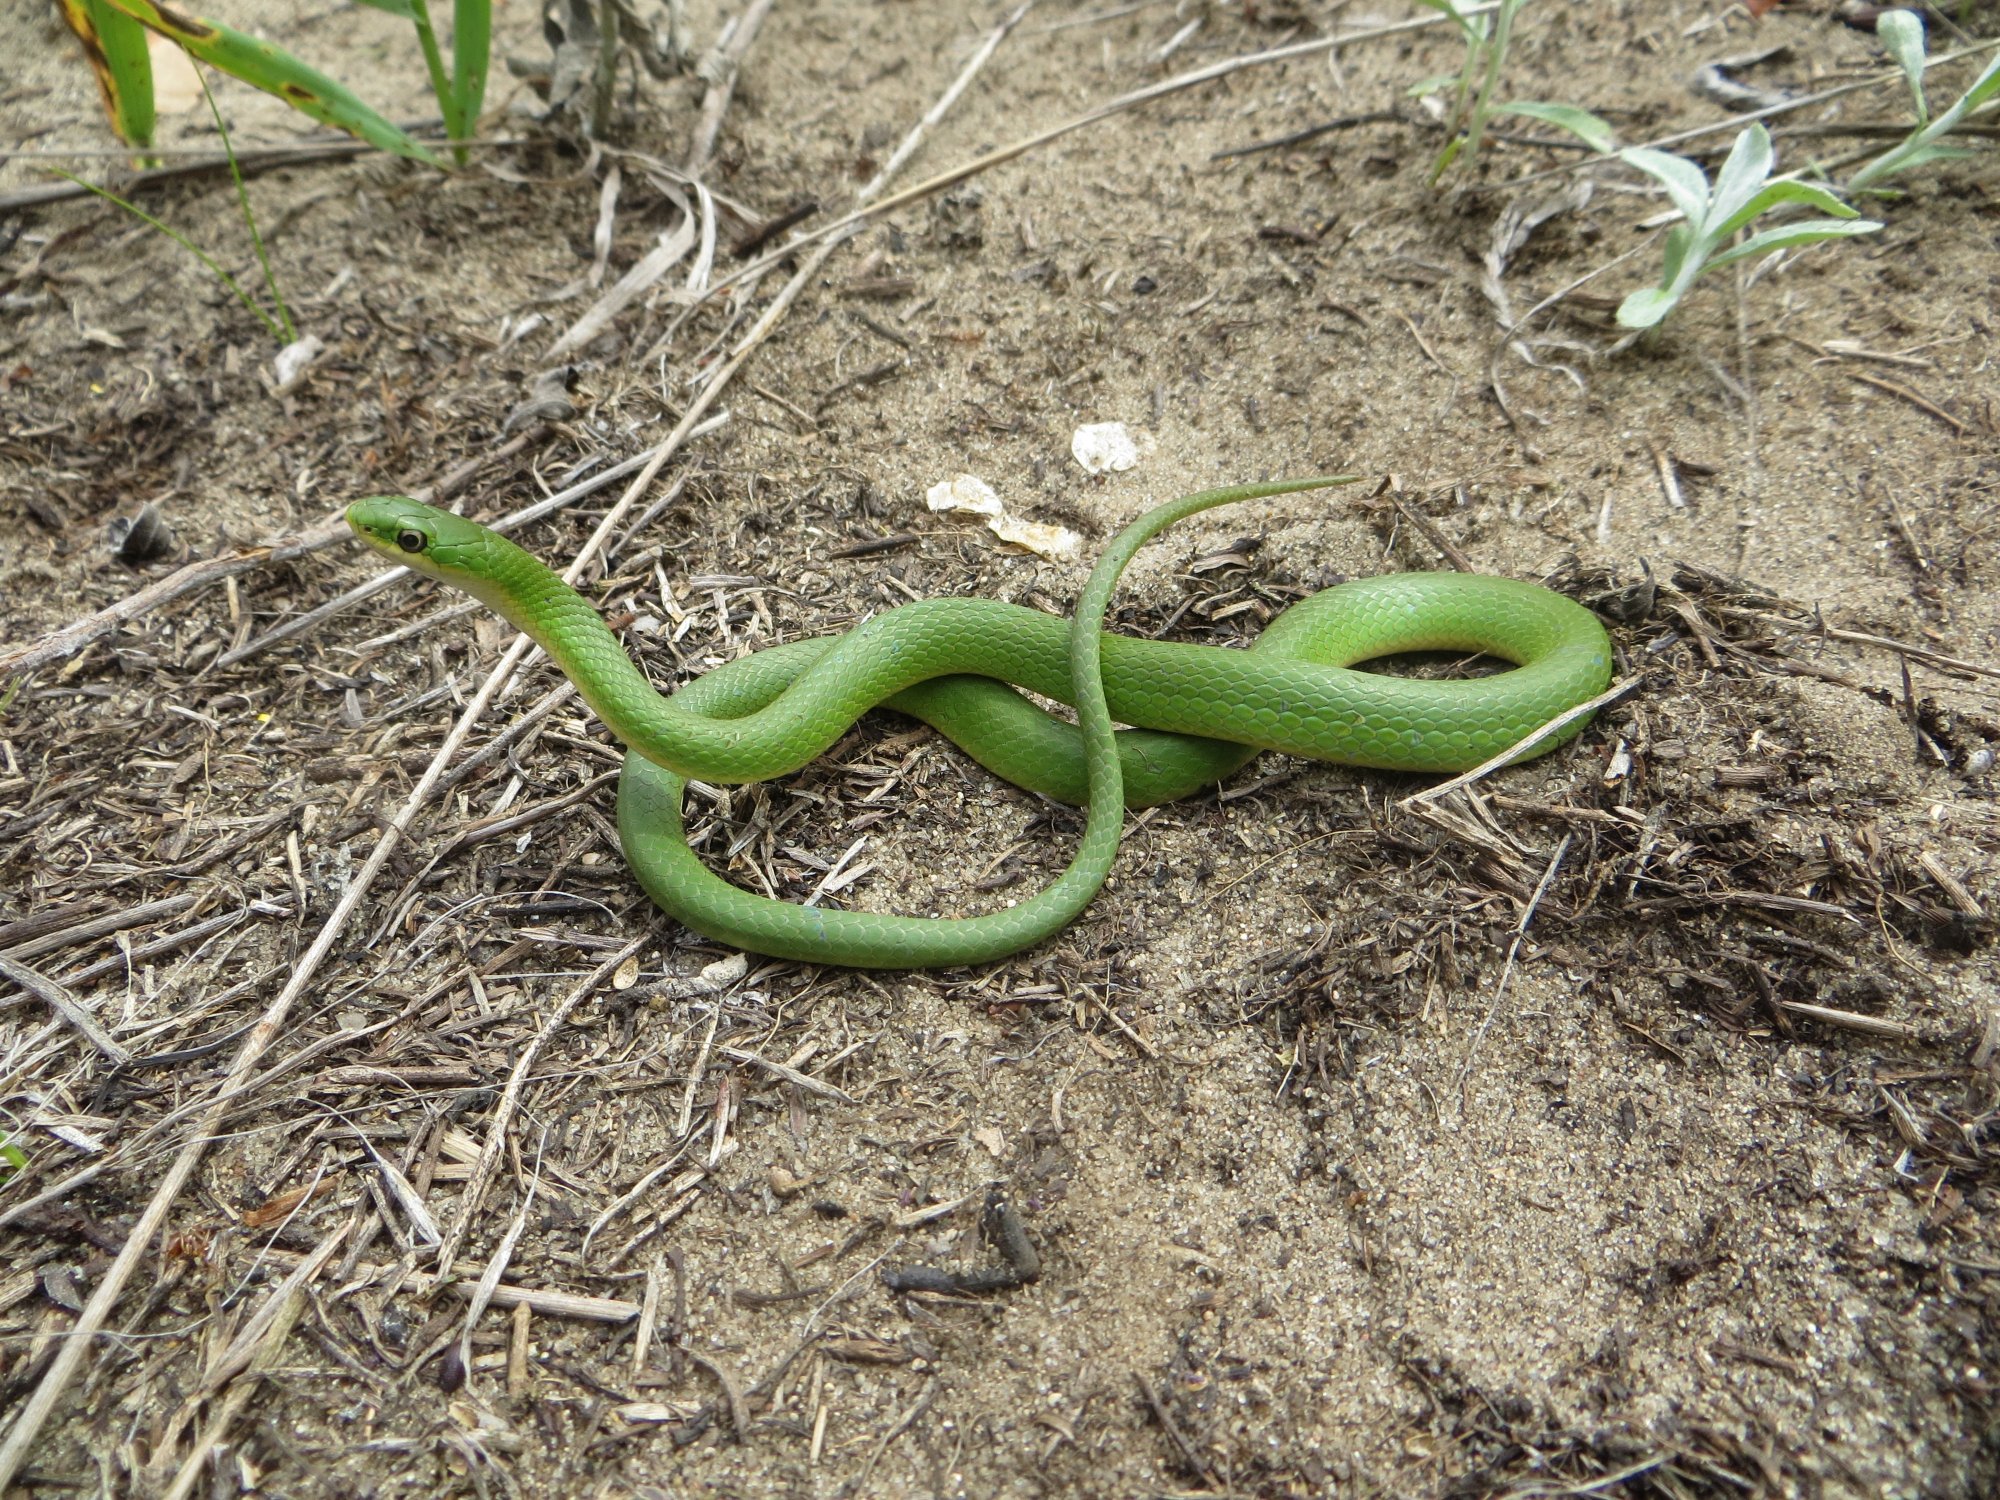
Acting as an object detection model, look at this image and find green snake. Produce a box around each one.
[347,477,1611,968]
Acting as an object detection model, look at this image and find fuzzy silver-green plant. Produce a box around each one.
[1848,10,2000,193]
[1617,124,1880,330]
[1410,0,1614,180]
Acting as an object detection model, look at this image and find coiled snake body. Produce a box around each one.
[348,477,1611,967]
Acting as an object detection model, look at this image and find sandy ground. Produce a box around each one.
[3,1,1998,1496]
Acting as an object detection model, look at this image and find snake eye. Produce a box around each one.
[395,529,427,554]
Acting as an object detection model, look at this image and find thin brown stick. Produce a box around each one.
[1456,833,1572,1112]
[0,955,129,1065]
[857,1381,936,1485]
[856,2,1038,203]
[0,521,342,680]
[1778,1002,1920,1039]
[1401,675,1644,809]
[432,936,643,1273]
[1383,479,1475,572]
[0,891,203,963]
[1135,1373,1218,1487]
[687,1350,752,1440]
[1719,608,2000,683]
[718,1046,858,1104]
[456,1170,539,1394]
[1848,370,1971,434]
[0,647,537,1486]
[0,133,534,213]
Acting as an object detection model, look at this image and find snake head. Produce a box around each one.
[346,496,482,581]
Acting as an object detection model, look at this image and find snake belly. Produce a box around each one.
[346,477,1612,968]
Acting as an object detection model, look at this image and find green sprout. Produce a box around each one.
[1615,124,1881,331]
[54,0,496,167]
[50,54,294,344]
[1848,10,2000,194]
[357,0,492,167]
[58,0,157,163]
[1411,0,1615,181]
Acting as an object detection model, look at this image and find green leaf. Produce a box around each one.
[1656,222,1696,290]
[451,0,490,139]
[97,0,441,165]
[1622,146,1713,227]
[1430,133,1468,182]
[352,0,419,15]
[1410,0,1485,43]
[1712,178,1859,242]
[59,0,157,154]
[1497,101,1616,153]
[1704,217,1883,270]
[1876,10,1930,124]
[1616,285,1680,329]
[1958,48,2000,115]
[1706,124,1776,237]
[1850,46,2000,190]
[1405,73,1463,98]
[49,167,288,341]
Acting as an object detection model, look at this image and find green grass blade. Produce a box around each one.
[1615,285,1679,330]
[1850,46,2000,190]
[49,168,285,342]
[1497,101,1615,153]
[1429,134,1468,183]
[193,58,294,342]
[99,0,442,165]
[451,0,491,145]
[1955,47,2000,115]
[401,0,460,143]
[59,0,157,155]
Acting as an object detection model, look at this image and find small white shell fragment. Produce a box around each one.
[271,334,325,395]
[991,514,1081,561]
[926,473,1080,560]
[1071,421,1142,475]
[925,473,1003,519]
[1601,738,1632,786]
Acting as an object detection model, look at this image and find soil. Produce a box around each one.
[3,2,1999,1497]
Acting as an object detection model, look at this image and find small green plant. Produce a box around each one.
[0,1131,26,1184]
[1411,0,1614,180]
[53,62,294,344]
[357,0,492,168]
[59,1,157,164]
[1615,123,1881,330]
[1848,10,2000,193]
[56,0,496,167]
